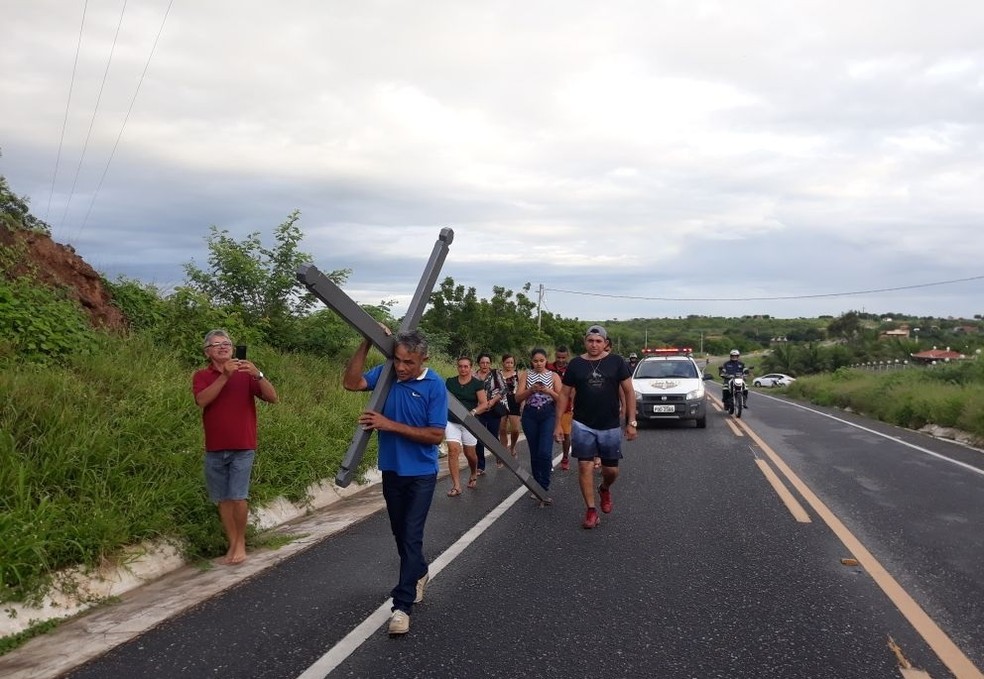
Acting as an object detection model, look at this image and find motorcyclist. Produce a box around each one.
[719,349,749,409]
[627,352,639,373]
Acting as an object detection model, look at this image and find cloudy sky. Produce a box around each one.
[2,0,983,322]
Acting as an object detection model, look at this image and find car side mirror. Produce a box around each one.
[703,373,713,381]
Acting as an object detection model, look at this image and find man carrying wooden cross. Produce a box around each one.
[343,325,448,637]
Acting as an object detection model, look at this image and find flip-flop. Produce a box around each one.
[447,487,462,497]
[467,476,478,489]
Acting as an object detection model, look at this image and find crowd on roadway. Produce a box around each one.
[193,322,637,637]
[339,322,637,635]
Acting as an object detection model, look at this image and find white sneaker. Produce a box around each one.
[414,572,429,604]
[388,610,410,635]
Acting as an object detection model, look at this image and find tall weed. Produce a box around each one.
[789,364,984,439]
[0,333,379,603]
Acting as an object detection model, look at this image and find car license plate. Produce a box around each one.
[652,405,675,413]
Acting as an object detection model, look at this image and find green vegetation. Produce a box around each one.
[0,164,51,235]
[0,618,62,656]
[0,332,381,605]
[787,362,984,437]
[605,313,982,376]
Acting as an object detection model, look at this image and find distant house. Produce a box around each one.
[910,347,966,363]
[879,324,910,340]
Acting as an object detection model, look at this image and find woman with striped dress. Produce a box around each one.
[515,347,561,501]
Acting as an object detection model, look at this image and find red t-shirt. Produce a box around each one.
[192,366,261,451]
[547,361,574,412]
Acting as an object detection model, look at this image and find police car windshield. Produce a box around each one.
[636,360,698,379]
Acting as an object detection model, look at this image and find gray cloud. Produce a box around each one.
[2,0,982,323]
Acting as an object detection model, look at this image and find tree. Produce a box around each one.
[827,311,862,340]
[0,168,51,235]
[183,211,349,349]
[420,278,550,359]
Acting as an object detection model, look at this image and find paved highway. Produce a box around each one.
[55,388,984,678]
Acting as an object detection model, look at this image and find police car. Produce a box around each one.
[632,348,712,428]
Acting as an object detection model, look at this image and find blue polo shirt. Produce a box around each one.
[365,364,448,476]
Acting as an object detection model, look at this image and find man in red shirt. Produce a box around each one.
[193,329,278,565]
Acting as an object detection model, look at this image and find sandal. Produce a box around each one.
[496,461,505,469]
[447,487,462,497]
[467,476,478,489]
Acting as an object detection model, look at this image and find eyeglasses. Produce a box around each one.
[206,341,233,349]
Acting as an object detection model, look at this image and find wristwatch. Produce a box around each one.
[628,420,637,427]
[254,371,265,381]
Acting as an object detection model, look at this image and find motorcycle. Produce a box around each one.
[721,371,748,417]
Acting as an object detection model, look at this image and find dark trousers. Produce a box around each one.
[382,471,437,614]
[475,412,502,470]
[521,406,555,491]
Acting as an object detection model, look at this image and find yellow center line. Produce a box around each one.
[735,418,984,679]
[753,457,811,523]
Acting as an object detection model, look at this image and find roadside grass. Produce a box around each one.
[0,618,62,656]
[786,361,984,441]
[0,332,391,606]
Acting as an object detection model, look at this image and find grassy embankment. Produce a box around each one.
[0,332,457,612]
[784,361,984,440]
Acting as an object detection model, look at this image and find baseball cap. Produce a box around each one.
[585,324,607,339]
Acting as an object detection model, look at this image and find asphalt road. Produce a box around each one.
[62,387,984,679]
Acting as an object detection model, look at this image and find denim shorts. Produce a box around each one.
[204,449,255,502]
[571,420,622,461]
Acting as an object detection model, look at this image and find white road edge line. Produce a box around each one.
[761,394,984,477]
[296,475,539,678]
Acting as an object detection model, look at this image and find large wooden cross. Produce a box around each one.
[295,228,547,500]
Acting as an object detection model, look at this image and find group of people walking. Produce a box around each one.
[439,325,637,528]
[193,322,636,637]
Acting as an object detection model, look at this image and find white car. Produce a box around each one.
[632,350,712,428]
[753,373,796,388]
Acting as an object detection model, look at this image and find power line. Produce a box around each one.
[77,0,174,239]
[45,0,88,223]
[545,274,984,303]
[62,0,129,234]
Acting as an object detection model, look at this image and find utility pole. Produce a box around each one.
[537,283,544,331]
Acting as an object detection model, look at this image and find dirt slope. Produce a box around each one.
[1,225,126,330]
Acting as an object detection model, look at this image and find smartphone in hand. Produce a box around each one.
[235,345,247,360]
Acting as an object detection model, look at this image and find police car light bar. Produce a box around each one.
[641,347,693,356]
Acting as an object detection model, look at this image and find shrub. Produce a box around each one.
[103,276,167,331]
[0,277,97,363]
